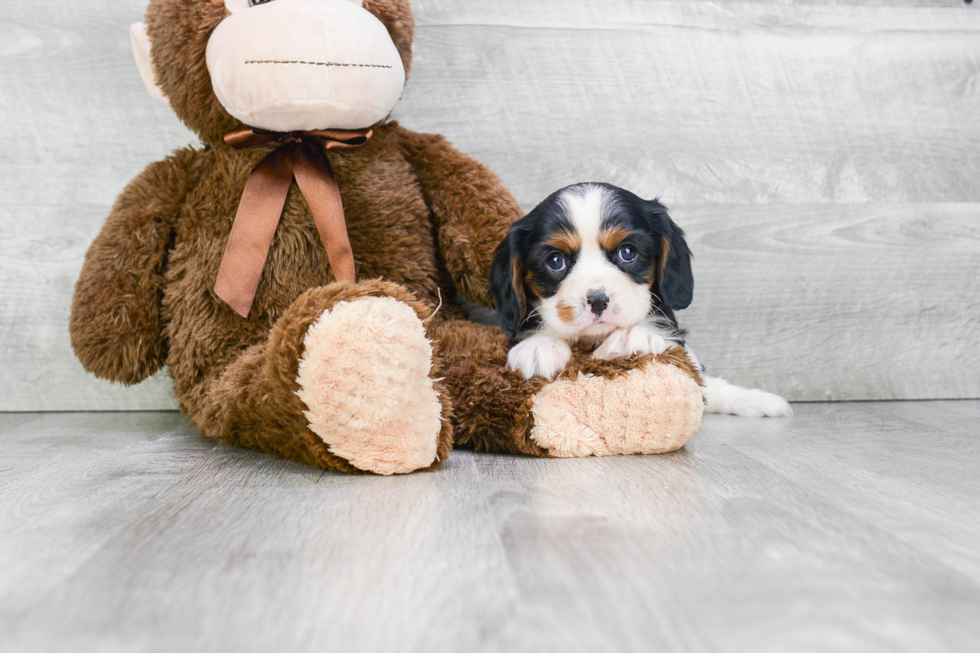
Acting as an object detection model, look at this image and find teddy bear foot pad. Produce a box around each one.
[531,361,704,458]
[296,297,443,475]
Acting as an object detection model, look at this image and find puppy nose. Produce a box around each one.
[586,290,609,315]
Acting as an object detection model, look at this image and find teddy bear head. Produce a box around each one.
[133,0,415,145]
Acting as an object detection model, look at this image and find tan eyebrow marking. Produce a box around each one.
[544,230,581,254]
[598,225,632,252]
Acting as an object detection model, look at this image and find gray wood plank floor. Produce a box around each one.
[2,403,978,653]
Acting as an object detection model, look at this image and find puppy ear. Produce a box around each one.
[650,201,694,311]
[489,229,529,339]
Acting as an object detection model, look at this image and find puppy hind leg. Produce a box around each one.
[701,374,793,417]
[684,345,792,417]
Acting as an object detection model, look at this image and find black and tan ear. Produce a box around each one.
[649,201,694,311]
[489,229,529,339]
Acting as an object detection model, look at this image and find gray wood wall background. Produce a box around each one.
[1,0,978,411]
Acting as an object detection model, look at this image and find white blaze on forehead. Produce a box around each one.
[560,184,606,258]
[560,184,618,278]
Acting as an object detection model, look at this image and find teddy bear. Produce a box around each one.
[70,0,704,475]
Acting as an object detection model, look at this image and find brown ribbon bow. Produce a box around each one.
[214,128,372,318]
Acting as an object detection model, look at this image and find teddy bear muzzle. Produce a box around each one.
[206,0,406,132]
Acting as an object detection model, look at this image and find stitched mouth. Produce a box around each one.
[245,60,393,69]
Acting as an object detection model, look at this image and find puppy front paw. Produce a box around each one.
[507,335,573,380]
[593,325,669,361]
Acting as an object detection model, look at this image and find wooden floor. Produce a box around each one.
[1,402,979,652]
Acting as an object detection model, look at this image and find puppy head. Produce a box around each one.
[490,183,693,340]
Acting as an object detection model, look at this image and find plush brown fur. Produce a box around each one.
[362,0,415,78]
[70,0,702,473]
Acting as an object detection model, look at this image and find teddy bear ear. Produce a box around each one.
[129,22,170,106]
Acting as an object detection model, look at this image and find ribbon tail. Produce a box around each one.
[293,150,357,284]
[215,148,294,318]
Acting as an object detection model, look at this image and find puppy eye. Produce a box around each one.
[546,252,567,273]
[617,245,637,264]
[248,0,274,6]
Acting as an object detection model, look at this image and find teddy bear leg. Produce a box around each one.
[194,280,453,474]
[429,319,703,458]
[428,319,548,456]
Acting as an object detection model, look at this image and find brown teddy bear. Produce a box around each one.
[70,0,704,475]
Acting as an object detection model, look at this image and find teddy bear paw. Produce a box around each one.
[296,297,443,475]
[529,359,703,458]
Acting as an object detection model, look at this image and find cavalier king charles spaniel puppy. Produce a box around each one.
[490,182,791,417]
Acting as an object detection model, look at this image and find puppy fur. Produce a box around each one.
[490,182,792,417]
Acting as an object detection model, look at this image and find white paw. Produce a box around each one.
[703,377,793,417]
[593,324,668,361]
[508,335,573,380]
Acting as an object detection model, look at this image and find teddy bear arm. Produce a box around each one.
[430,319,704,458]
[69,150,201,385]
[394,125,523,308]
[429,318,550,456]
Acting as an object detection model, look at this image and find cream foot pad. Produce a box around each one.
[530,361,703,458]
[296,297,443,475]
